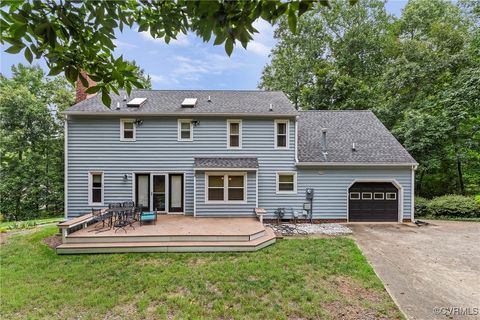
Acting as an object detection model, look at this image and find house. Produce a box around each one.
[63,88,418,225]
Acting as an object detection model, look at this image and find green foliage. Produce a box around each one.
[0,64,74,221]
[0,1,340,106]
[261,0,479,197]
[0,228,401,319]
[415,195,480,218]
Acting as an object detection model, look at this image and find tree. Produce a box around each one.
[259,0,393,110]
[0,0,342,105]
[0,64,74,220]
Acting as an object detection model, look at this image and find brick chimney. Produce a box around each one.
[75,71,97,103]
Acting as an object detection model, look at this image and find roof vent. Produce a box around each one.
[181,98,197,108]
[269,103,273,111]
[127,98,147,108]
[115,102,120,110]
[352,142,356,151]
[123,94,127,101]
[207,96,211,102]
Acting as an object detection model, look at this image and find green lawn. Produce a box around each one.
[0,227,402,319]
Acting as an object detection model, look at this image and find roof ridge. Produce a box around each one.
[125,89,281,93]
[299,110,373,113]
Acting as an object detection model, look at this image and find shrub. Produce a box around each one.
[428,195,480,218]
[414,197,430,217]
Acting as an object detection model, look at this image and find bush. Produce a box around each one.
[414,197,430,217]
[428,195,480,218]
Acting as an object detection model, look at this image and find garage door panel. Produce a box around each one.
[349,182,398,222]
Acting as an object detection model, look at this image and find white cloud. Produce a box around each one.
[113,40,138,49]
[170,54,245,82]
[140,31,191,46]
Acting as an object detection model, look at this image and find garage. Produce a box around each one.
[348,182,399,222]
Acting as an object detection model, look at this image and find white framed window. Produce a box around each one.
[349,192,360,200]
[227,119,242,149]
[374,192,385,200]
[205,172,247,204]
[274,120,289,149]
[120,119,136,141]
[386,192,397,200]
[276,172,297,194]
[178,119,193,141]
[362,192,372,200]
[88,172,104,205]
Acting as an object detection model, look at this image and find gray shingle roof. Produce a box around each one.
[194,157,259,169]
[64,90,297,116]
[298,111,417,164]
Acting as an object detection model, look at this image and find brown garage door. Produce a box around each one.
[349,182,398,222]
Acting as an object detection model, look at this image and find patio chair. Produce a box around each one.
[88,208,107,232]
[133,205,143,221]
[274,208,286,224]
[123,201,135,209]
[139,211,157,226]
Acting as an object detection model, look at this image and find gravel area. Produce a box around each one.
[267,223,352,236]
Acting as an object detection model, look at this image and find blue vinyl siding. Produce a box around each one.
[67,116,295,217]
[195,171,257,217]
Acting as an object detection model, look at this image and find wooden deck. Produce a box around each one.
[57,215,276,254]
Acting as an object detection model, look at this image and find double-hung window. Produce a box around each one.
[206,173,246,203]
[274,120,289,149]
[178,119,193,141]
[120,119,135,141]
[276,172,297,194]
[227,119,242,149]
[89,172,103,205]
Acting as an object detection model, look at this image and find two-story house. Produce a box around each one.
[63,89,417,224]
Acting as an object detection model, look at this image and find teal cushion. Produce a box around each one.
[140,214,156,221]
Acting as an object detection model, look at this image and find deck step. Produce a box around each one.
[57,228,276,254]
[66,229,266,244]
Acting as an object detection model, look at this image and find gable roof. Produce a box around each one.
[297,110,417,165]
[64,90,297,116]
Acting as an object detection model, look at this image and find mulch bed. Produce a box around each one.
[43,235,62,249]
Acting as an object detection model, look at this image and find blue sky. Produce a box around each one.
[0,1,407,90]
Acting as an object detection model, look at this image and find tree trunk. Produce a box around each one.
[417,170,425,196]
[456,155,465,194]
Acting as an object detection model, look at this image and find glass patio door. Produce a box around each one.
[151,174,166,212]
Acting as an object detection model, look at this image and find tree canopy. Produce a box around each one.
[260,0,480,197]
[0,0,345,105]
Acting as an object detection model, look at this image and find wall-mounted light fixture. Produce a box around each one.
[191,120,200,127]
[134,119,143,126]
[123,174,128,180]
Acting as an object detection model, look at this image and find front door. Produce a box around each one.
[151,174,166,212]
[169,174,184,212]
[135,174,150,211]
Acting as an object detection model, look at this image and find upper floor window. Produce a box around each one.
[178,119,193,141]
[120,119,135,141]
[227,119,242,149]
[89,172,103,205]
[274,120,289,149]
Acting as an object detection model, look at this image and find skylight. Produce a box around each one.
[126,98,147,107]
[181,98,197,108]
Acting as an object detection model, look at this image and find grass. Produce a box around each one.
[0,216,63,232]
[0,227,402,319]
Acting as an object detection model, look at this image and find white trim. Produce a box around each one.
[120,119,136,141]
[386,192,397,200]
[274,119,289,149]
[205,172,247,204]
[177,119,193,141]
[411,166,415,221]
[255,171,258,208]
[297,162,418,167]
[362,192,373,200]
[64,116,68,219]
[88,171,104,206]
[346,179,403,222]
[374,192,385,200]
[194,167,257,171]
[294,116,299,163]
[349,192,360,200]
[275,171,297,194]
[193,172,197,217]
[227,119,242,149]
[63,111,297,118]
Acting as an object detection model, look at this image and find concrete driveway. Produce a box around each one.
[350,221,480,320]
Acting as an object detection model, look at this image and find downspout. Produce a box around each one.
[64,115,69,219]
[294,115,299,163]
[411,165,417,222]
[193,172,196,217]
